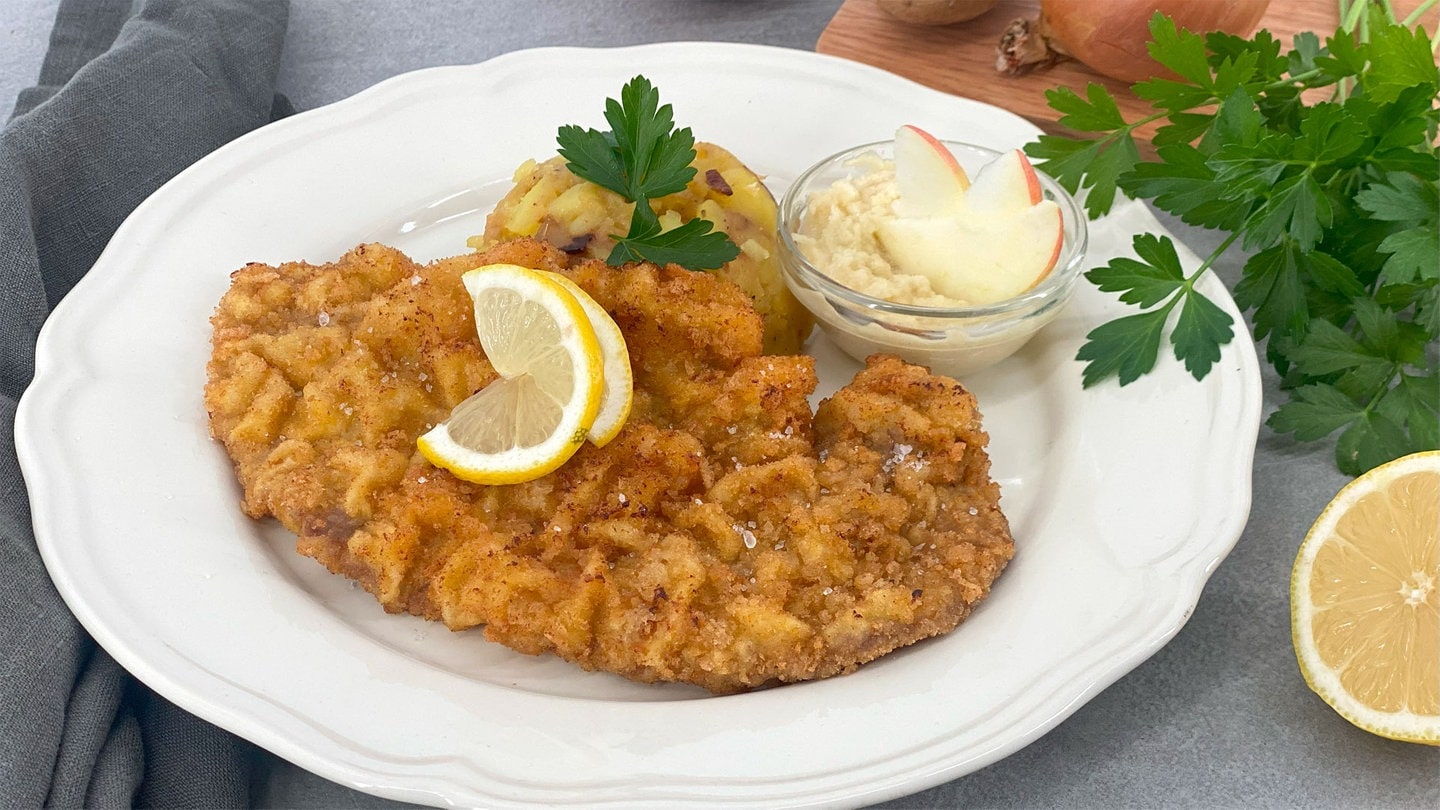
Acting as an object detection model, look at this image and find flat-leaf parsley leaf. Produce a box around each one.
[556,76,740,270]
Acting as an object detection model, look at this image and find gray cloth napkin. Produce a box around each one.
[1,0,290,805]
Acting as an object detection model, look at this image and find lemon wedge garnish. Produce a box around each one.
[537,270,632,447]
[418,264,605,484]
[1291,450,1439,745]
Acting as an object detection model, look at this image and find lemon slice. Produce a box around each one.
[1291,450,1439,745]
[537,270,632,446]
[417,264,603,484]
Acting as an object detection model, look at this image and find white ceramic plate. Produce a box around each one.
[17,43,1262,808]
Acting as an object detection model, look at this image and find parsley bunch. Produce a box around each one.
[1027,4,1439,475]
[556,76,740,270]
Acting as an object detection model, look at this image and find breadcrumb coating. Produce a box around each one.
[206,239,1014,693]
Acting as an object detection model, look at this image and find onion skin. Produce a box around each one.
[1005,0,1272,83]
[878,0,999,25]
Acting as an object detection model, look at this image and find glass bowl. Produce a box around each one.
[777,140,1088,379]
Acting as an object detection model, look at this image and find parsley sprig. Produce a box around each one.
[1028,4,1439,475]
[556,76,740,270]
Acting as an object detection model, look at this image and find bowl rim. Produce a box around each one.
[777,139,1090,320]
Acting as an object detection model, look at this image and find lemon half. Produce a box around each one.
[1291,450,1440,745]
[418,264,604,484]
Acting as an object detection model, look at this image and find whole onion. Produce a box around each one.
[998,0,1273,83]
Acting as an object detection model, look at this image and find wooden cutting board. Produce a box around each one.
[817,0,1430,140]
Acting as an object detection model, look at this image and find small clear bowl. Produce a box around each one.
[777,140,1088,378]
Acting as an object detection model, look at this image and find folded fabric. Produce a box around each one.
[1,0,289,805]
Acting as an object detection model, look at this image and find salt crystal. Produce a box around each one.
[416,476,427,484]
[734,525,757,549]
[317,310,330,326]
[822,587,833,595]
[968,507,979,516]
[618,493,628,506]
[410,274,422,286]
[882,443,914,474]
[418,372,428,381]
[726,425,737,435]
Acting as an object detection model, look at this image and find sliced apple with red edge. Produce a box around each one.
[966,148,1043,210]
[879,126,1064,306]
[893,124,970,217]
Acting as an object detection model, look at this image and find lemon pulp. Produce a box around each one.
[417,265,605,484]
[1292,450,1440,745]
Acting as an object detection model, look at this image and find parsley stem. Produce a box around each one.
[1280,67,1326,88]
[1360,363,1401,417]
[1342,0,1368,32]
[1110,111,1171,145]
[1403,0,1436,25]
[1184,231,1242,287]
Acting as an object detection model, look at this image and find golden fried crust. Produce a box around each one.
[206,238,1014,693]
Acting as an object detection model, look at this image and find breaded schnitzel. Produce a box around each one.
[206,239,1014,693]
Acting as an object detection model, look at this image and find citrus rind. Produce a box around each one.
[537,270,633,447]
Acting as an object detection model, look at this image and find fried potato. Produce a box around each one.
[473,143,813,354]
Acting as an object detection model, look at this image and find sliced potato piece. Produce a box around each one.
[474,143,813,354]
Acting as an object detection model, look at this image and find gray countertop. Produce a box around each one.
[8,1,1437,807]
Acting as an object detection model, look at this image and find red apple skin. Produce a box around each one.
[1028,205,1065,292]
[1012,149,1044,205]
[898,124,970,190]
[1008,203,1065,295]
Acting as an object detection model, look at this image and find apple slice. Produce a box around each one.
[879,143,1063,305]
[878,202,1062,304]
[893,124,970,218]
[965,148,1043,210]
